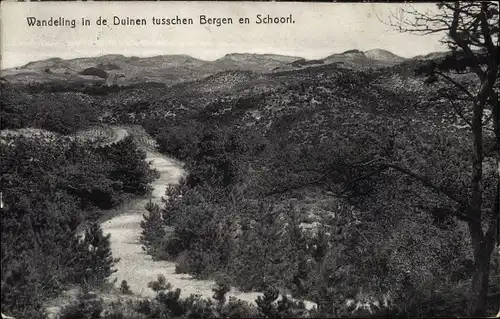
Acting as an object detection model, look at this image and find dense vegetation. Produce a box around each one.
[2,56,499,317]
[0,132,157,317]
[57,276,315,319]
[138,67,499,317]
[1,3,498,315]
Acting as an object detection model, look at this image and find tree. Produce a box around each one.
[99,135,156,196]
[140,202,166,258]
[119,280,132,295]
[389,2,499,316]
[76,222,120,286]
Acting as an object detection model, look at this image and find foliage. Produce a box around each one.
[75,223,120,287]
[59,293,104,319]
[140,202,166,258]
[97,135,157,196]
[392,2,499,315]
[119,281,132,295]
[0,82,102,134]
[137,57,498,317]
[1,133,155,316]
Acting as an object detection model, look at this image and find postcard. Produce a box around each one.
[1,1,498,319]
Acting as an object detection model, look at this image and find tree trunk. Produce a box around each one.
[468,96,487,316]
[492,90,499,149]
[469,241,493,317]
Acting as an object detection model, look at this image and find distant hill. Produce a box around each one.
[210,53,302,72]
[323,49,370,65]
[0,49,448,86]
[412,51,451,60]
[364,49,406,62]
[1,54,211,86]
[322,49,407,68]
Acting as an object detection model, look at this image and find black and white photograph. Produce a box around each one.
[0,1,499,318]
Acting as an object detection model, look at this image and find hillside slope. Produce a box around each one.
[1,49,439,86]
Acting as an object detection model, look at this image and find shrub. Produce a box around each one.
[73,223,120,287]
[119,281,132,295]
[59,293,104,319]
[140,202,165,258]
[0,133,149,315]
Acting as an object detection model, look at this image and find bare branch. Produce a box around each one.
[449,2,487,80]
[341,166,387,194]
[445,93,474,129]
[434,70,475,99]
[479,2,496,53]
[384,163,470,211]
[342,161,479,222]
[348,156,389,168]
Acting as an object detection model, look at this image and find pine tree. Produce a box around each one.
[255,287,279,318]
[119,280,132,295]
[147,274,172,293]
[140,202,165,258]
[78,222,120,286]
[212,278,230,314]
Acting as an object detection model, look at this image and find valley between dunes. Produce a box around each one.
[101,127,264,303]
[44,125,315,319]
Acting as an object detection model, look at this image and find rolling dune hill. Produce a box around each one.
[1,49,423,86]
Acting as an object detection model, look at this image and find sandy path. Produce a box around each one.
[15,125,316,319]
[63,125,314,309]
[100,138,264,304]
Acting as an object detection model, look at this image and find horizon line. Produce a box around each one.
[1,47,449,70]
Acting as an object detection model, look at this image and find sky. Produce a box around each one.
[0,1,448,69]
